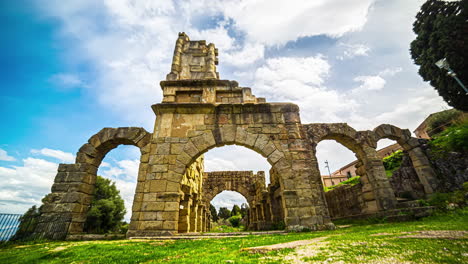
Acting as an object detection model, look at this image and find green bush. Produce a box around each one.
[382,150,404,177]
[426,183,468,211]
[84,176,126,234]
[324,176,361,192]
[426,109,463,135]
[228,215,242,227]
[429,120,468,154]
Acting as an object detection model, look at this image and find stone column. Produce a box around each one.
[189,202,198,232]
[408,147,437,195]
[197,206,204,232]
[177,196,191,233]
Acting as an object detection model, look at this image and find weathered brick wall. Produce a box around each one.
[325,183,364,219]
[202,170,265,204]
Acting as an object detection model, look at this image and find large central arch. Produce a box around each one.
[126,102,334,237]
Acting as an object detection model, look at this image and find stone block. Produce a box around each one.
[150,180,167,192]
[140,221,163,230]
[183,140,199,157]
[163,221,177,230]
[156,143,171,155]
[166,181,180,192]
[151,164,168,173]
[165,202,179,211]
[142,201,165,211]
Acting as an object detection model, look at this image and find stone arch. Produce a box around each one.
[305,123,397,213]
[76,127,151,167]
[202,171,258,206]
[126,102,334,237]
[372,124,438,195]
[33,127,151,239]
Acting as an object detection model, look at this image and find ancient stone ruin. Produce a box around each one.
[32,33,439,239]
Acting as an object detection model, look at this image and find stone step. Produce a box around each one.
[331,206,435,222]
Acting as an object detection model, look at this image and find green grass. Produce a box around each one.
[1,208,467,263]
[324,176,361,192]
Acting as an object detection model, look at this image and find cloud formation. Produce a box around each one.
[0,149,16,162]
[31,148,75,163]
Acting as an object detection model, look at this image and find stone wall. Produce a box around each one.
[324,184,364,219]
[389,154,426,200]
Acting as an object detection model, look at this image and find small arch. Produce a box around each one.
[75,127,151,167]
[305,123,397,213]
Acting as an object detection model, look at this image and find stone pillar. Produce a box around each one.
[197,206,204,232]
[189,202,198,232]
[408,147,437,195]
[263,201,272,229]
[363,156,397,212]
[33,163,96,240]
[177,196,191,233]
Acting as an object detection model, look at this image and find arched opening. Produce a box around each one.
[83,145,140,234]
[315,139,365,218]
[316,140,359,188]
[373,124,438,198]
[305,123,397,218]
[176,144,276,233]
[210,191,249,231]
[32,127,151,239]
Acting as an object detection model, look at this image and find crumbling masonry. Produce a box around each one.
[32,33,439,239]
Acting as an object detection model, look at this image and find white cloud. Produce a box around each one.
[211,190,248,210]
[0,158,58,214]
[352,67,402,93]
[253,56,358,123]
[338,43,371,60]
[219,0,375,46]
[49,73,85,89]
[353,75,386,92]
[0,149,16,161]
[31,148,75,163]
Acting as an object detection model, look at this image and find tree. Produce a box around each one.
[410,0,468,110]
[11,206,41,241]
[240,203,249,218]
[209,204,219,222]
[11,194,53,241]
[84,176,126,233]
[231,205,241,216]
[217,207,231,220]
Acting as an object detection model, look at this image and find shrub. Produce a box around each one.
[324,176,361,192]
[426,109,463,136]
[429,120,468,155]
[228,215,242,227]
[382,150,404,177]
[426,183,468,211]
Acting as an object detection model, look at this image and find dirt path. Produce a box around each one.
[242,237,328,253]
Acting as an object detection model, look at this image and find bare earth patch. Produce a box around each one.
[398,230,468,239]
[242,237,328,253]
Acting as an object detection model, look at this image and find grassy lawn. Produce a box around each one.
[1,208,467,264]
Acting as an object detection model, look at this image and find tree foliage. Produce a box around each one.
[410,0,468,110]
[11,194,54,240]
[209,204,219,222]
[228,215,242,227]
[217,207,231,220]
[429,119,468,154]
[231,205,241,216]
[240,203,249,218]
[84,176,126,234]
[11,206,41,241]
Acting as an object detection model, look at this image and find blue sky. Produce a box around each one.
[1,0,449,218]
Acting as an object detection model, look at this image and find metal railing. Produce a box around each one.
[0,214,22,242]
